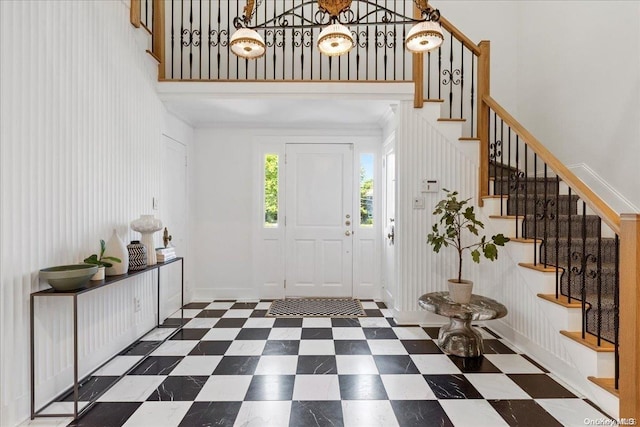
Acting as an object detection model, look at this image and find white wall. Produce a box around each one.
[0,2,186,425]
[434,1,519,116]
[516,1,640,210]
[438,1,640,210]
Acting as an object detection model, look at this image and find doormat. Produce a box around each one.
[267,298,366,317]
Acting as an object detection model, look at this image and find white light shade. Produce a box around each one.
[405,21,444,53]
[230,27,266,59]
[317,23,354,56]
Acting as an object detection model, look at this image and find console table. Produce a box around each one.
[30,257,184,420]
[418,291,507,357]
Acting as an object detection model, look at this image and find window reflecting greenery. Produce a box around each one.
[360,154,374,226]
[264,154,278,227]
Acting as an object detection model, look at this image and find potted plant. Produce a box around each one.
[427,189,509,304]
[84,239,122,281]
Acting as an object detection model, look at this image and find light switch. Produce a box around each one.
[413,197,425,209]
[152,197,159,210]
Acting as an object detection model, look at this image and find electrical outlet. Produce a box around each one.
[413,197,425,209]
[134,297,141,313]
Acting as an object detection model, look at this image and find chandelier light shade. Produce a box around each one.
[405,20,444,53]
[317,23,355,57]
[230,27,266,59]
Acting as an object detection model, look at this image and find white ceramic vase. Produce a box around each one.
[104,229,129,276]
[448,279,473,304]
[130,215,163,266]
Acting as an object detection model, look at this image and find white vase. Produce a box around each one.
[130,215,163,266]
[104,229,129,276]
[448,279,473,304]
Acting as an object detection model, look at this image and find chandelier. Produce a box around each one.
[230,0,444,59]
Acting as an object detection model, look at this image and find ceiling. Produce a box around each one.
[163,98,397,129]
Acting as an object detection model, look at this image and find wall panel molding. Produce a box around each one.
[0,2,166,425]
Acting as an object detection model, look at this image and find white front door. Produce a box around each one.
[285,144,354,297]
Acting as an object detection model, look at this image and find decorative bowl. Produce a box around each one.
[39,264,98,291]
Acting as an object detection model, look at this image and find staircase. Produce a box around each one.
[491,172,619,345]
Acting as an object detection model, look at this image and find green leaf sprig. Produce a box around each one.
[83,239,122,268]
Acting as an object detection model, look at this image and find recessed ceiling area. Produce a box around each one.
[163,98,397,129]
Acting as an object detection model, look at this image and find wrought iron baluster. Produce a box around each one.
[171,1,175,78]
[514,134,520,239]
[614,234,619,389]
[189,0,193,79]
[555,175,561,299]
[437,46,441,99]
[533,153,537,265]
[524,144,528,243]
[499,111,504,215]
[567,188,573,302]
[180,0,184,80]
[596,217,602,346]
[448,33,453,117]
[580,200,587,339]
[459,40,464,120]
[208,0,211,79]
[543,164,549,267]
[199,0,202,78]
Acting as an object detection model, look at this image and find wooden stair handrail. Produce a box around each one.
[482,95,621,235]
[439,16,481,56]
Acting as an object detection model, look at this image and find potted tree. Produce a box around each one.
[84,239,122,281]
[427,189,509,304]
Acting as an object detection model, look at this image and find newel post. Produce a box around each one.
[477,40,490,206]
[619,213,640,419]
[412,4,424,108]
[152,0,165,79]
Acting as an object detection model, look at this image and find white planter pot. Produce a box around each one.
[91,266,105,281]
[448,279,473,304]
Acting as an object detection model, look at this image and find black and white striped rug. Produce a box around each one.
[267,298,366,317]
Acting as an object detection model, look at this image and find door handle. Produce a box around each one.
[345,230,353,236]
[387,225,395,244]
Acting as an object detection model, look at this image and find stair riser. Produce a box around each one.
[493,179,560,196]
[508,197,579,217]
[524,217,601,240]
[559,335,616,378]
[540,240,617,267]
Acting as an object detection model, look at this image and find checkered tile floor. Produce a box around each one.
[50,300,611,427]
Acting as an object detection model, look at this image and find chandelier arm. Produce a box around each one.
[239,0,439,31]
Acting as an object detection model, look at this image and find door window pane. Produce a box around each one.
[264,154,278,227]
[360,153,374,226]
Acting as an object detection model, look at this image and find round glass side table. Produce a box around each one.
[418,291,508,357]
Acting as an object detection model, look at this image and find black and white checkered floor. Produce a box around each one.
[48,300,611,427]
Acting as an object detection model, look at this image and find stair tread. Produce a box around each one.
[519,263,560,273]
[537,293,583,308]
[559,331,615,352]
[587,377,619,397]
[437,118,466,122]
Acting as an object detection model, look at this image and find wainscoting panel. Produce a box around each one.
[0,2,164,425]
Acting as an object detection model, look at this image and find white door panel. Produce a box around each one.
[383,147,396,305]
[160,135,186,319]
[286,144,353,297]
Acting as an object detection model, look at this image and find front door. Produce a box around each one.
[285,144,354,297]
[383,146,396,305]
